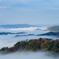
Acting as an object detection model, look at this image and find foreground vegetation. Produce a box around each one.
[0,38,59,53]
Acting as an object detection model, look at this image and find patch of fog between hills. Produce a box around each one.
[0,50,59,59]
[0,40,16,49]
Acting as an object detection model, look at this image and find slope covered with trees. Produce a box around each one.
[0,38,59,53]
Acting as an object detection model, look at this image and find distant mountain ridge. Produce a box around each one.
[0,32,26,35]
[37,32,59,36]
[0,24,36,28]
[46,26,59,32]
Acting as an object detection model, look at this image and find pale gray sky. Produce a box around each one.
[0,0,59,25]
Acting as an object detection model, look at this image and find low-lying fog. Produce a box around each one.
[0,51,59,59]
[0,27,59,59]
[0,30,59,49]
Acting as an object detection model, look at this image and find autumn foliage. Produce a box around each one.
[0,38,59,53]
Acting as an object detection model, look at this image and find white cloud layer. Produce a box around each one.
[0,27,47,31]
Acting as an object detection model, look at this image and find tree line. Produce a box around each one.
[0,38,59,53]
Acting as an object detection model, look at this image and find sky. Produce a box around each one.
[0,0,59,25]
